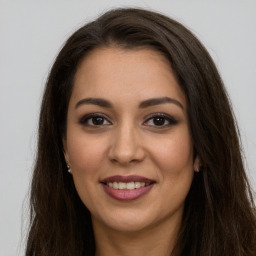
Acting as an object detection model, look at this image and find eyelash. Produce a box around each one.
[144,113,177,128]
[79,113,177,128]
[79,113,111,127]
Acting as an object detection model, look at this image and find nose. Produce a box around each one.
[107,123,146,165]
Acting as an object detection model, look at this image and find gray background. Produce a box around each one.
[0,0,255,255]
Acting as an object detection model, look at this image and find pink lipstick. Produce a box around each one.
[101,175,155,201]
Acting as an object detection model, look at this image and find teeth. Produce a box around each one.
[126,182,135,190]
[113,182,118,189]
[135,181,144,189]
[119,182,126,189]
[106,181,148,190]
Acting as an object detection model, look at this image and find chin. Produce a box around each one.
[92,207,166,233]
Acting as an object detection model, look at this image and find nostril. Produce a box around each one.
[107,136,146,165]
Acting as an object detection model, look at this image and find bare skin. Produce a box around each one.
[63,46,200,256]
[93,206,181,256]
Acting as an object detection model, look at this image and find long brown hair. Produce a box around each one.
[26,8,256,256]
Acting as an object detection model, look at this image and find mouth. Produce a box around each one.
[105,181,151,190]
[100,175,156,201]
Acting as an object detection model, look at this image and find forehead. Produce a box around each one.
[71,46,186,109]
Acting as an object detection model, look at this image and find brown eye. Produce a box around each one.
[152,116,166,126]
[144,114,177,128]
[91,116,105,125]
[79,114,111,126]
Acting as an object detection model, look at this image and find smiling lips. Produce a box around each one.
[101,175,155,201]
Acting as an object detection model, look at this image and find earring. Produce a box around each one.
[67,165,71,174]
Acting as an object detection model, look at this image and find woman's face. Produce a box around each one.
[64,46,199,234]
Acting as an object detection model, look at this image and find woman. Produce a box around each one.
[26,8,256,256]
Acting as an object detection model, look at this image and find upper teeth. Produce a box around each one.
[107,181,148,190]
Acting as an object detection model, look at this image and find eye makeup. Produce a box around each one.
[143,113,178,128]
[79,113,112,127]
[78,112,178,130]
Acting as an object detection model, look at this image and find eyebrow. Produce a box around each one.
[75,97,184,110]
[75,98,113,108]
[139,97,184,109]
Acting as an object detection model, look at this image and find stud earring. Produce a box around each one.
[194,168,200,173]
[67,165,71,173]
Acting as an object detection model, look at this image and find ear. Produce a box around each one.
[62,137,70,165]
[193,155,201,172]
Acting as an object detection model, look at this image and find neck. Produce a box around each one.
[93,214,181,256]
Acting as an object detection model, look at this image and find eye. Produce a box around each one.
[144,113,177,128]
[79,113,112,127]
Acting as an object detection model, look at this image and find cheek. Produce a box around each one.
[151,131,193,175]
[66,134,108,208]
[67,133,108,174]
[152,131,194,209]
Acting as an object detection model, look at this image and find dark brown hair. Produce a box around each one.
[26,8,256,256]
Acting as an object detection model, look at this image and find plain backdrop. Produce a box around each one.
[0,1,255,255]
